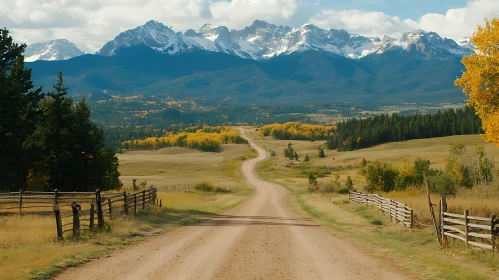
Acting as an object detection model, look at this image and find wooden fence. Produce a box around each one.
[440,197,498,252]
[161,184,193,191]
[349,190,414,228]
[0,187,159,240]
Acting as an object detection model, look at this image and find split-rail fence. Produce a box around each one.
[349,190,414,228]
[439,196,498,252]
[0,187,159,240]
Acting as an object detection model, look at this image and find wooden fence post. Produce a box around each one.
[72,202,81,238]
[134,194,137,214]
[90,203,95,231]
[54,190,63,240]
[96,189,104,229]
[441,196,447,246]
[123,192,128,215]
[142,190,146,210]
[389,199,393,221]
[108,199,113,220]
[395,202,398,224]
[19,189,23,216]
[149,187,153,204]
[410,209,414,229]
[464,210,469,247]
[491,215,496,254]
[159,199,162,208]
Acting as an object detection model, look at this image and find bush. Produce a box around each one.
[428,174,457,196]
[194,179,231,193]
[194,179,216,192]
[337,186,351,194]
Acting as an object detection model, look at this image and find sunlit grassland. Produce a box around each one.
[246,127,499,279]
[1,143,256,280]
[245,126,499,218]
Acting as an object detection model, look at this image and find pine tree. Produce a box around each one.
[319,147,325,158]
[345,176,353,189]
[304,154,310,162]
[0,28,44,190]
[32,73,121,191]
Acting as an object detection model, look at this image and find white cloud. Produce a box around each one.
[310,0,499,40]
[1,0,298,53]
[2,0,497,53]
[310,10,419,38]
[210,0,297,28]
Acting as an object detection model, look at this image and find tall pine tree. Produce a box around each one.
[0,28,43,190]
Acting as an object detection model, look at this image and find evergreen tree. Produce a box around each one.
[319,147,325,158]
[0,28,43,190]
[345,176,353,189]
[304,154,310,162]
[31,73,121,191]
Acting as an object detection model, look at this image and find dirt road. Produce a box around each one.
[56,129,415,280]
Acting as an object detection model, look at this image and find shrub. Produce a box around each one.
[428,174,457,196]
[194,179,231,193]
[195,179,216,192]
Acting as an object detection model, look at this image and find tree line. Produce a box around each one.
[259,122,334,141]
[121,126,248,152]
[0,29,121,192]
[327,108,482,151]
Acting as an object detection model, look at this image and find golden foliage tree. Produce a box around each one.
[455,19,499,146]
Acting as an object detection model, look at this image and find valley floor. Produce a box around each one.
[53,128,416,280]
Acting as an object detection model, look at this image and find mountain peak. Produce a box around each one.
[251,20,272,29]
[25,39,85,62]
[97,20,473,60]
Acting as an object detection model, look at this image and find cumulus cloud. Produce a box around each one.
[310,0,499,40]
[210,0,297,28]
[310,10,419,38]
[1,0,298,53]
[1,0,497,53]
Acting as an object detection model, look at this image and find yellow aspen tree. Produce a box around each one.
[455,19,499,146]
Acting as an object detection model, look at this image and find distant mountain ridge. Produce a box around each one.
[24,20,473,62]
[97,20,472,60]
[27,45,465,105]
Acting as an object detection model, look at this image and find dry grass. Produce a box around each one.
[386,184,499,223]
[245,126,499,218]
[249,127,499,279]
[1,143,255,280]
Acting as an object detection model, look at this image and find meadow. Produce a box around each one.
[0,143,256,280]
[246,127,499,279]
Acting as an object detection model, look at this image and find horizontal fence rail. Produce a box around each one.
[0,187,160,240]
[440,196,498,252]
[349,190,414,228]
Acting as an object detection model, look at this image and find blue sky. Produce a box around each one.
[317,0,468,18]
[1,0,497,52]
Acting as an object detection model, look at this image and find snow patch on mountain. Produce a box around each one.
[25,39,85,62]
[98,20,472,61]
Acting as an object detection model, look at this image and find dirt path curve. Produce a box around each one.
[55,128,416,280]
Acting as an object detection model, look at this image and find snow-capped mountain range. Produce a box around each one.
[24,39,85,62]
[26,20,474,62]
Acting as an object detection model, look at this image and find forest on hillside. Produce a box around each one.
[327,107,482,151]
